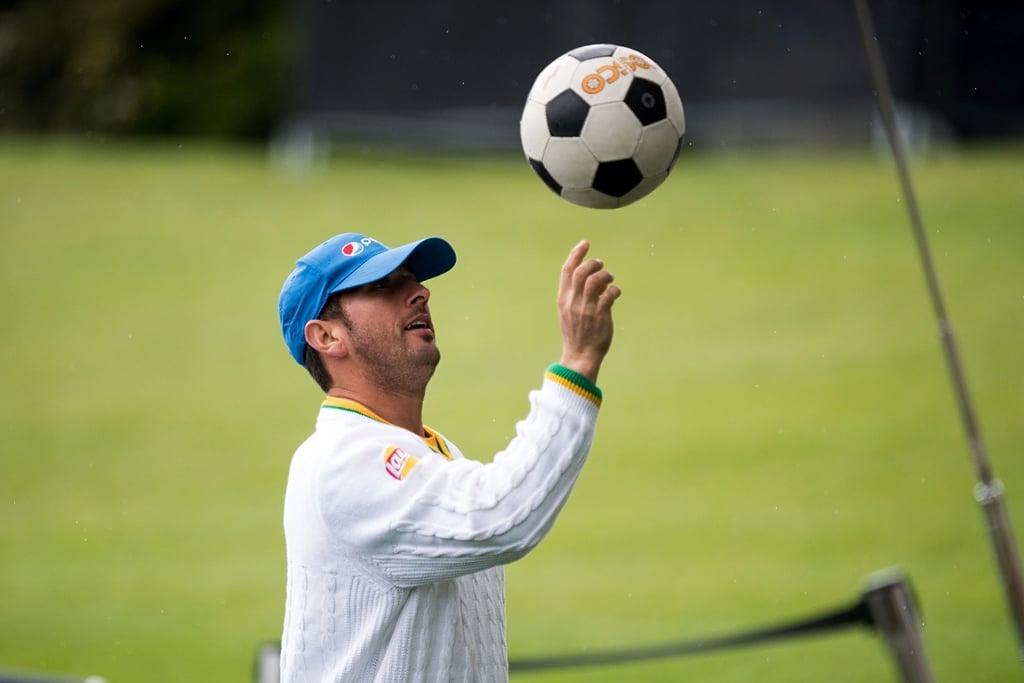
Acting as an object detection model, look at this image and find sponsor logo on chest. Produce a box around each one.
[384,445,419,480]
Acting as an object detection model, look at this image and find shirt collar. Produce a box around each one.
[321,396,452,459]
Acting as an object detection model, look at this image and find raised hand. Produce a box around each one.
[557,240,622,384]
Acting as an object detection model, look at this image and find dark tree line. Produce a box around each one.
[0,0,293,140]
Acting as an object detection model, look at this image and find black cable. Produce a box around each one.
[508,597,872,672]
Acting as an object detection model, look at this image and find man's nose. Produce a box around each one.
[407,281,430,306]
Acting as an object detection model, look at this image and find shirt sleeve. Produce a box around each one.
[315,365,602,588]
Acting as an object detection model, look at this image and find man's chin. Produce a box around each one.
[406,343,440,368]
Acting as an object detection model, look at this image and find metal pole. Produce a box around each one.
[852,0,1024,658]
[253,641,282,683]
[863,570,937,683]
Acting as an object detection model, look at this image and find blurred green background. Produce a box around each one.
[1,140,1022,682]
[2,1,1024,681]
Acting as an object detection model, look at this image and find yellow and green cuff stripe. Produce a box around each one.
[545,363,602,408]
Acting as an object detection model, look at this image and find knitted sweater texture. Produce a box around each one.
[280,365,602,682]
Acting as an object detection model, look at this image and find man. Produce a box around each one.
[276,232,620,682]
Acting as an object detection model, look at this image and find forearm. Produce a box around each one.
[374,366,601,586]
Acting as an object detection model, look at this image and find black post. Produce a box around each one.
[863,570,937,683]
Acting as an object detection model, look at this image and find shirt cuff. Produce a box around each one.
[544,363,602,408]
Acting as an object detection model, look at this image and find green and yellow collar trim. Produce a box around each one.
[321,396,453,459]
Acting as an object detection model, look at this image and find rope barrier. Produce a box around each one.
[507,569,935,682]
[509,595,871,672]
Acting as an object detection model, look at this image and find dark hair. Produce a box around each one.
[303,292,350,392]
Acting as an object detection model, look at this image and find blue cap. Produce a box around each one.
[278,233,457,365]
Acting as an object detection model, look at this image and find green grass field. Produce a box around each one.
[1,138,1022,682]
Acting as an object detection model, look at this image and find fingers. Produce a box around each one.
[559,240,590,299]
[561,241,608,294]
[564,244,619,309]
[597,282,622,310]
[580,263,613,297]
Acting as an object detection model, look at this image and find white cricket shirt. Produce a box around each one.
[280,364,603,682]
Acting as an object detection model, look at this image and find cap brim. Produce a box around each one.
[328,236,456,295]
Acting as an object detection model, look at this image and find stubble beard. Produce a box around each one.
[352,330,440,397]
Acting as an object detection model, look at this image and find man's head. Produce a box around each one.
[278,233,457,387]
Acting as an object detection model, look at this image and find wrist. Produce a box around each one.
[557,354,600,385]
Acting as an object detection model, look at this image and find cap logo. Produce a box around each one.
[340,237,383,257]
[341,241,364,257]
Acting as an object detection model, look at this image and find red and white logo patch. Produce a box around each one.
[384,446,418,480]
[341,241,364,257]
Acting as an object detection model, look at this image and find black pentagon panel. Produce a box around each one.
[592,159,642,198]
[624,79,667,126]
[546,90,590,137]
[529,158,563,195]
[568,44,617,61]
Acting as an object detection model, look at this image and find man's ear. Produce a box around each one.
[304,319,349,359]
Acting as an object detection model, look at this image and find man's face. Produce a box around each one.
[337,266,440,391]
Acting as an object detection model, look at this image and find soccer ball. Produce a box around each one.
[520,43,686,209]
